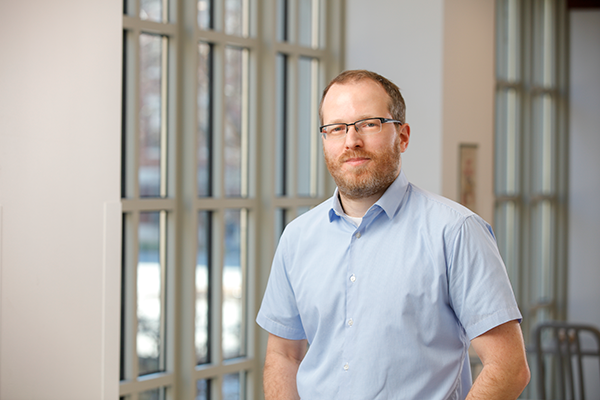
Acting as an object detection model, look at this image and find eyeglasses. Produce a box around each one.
[319,117,403,140]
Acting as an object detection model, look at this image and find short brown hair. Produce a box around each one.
[319,69,406,124]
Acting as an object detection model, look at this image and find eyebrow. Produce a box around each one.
[325,115,378,124]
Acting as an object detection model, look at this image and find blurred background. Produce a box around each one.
[1,0,599,399]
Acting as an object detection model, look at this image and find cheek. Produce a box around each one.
[323,142,343,158]
[372,135,398,153]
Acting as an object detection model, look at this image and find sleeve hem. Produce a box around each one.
[256,312,307,341]
[465,307,523,340]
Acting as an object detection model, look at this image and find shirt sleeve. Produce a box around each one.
[256,233,307,340]
[448,215,522,340]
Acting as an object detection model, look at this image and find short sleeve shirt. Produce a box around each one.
[256,171,522,400]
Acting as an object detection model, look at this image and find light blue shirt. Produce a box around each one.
[257,171,522,400]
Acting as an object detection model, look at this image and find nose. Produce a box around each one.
[344,124,364,149]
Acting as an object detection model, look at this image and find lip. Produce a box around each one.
[344,157,370,166]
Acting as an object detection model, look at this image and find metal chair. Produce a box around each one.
[533,322,600,400]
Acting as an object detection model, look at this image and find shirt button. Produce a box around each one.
[348,318,353,326]
[355,231,361,239]
[343,363,349,371]
[350,274,356,283]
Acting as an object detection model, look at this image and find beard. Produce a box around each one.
[324,137,402,200]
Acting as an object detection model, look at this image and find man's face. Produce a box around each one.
[321,80,410,200]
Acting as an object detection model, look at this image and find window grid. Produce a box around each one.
[494,0,568,389]
[121,0,343,399]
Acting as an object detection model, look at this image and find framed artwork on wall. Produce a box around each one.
[459,143,477,212]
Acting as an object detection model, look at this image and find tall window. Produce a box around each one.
[120,1,343,399]
[494,1,568,395]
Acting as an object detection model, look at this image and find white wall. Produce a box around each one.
[345,0,496,223]
[568,10,600,329]
[345,0,445,195]
[0,1,122,399]
[568,10,600,399]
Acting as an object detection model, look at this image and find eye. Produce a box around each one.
[357,119,380,131]
[329,125,345,134]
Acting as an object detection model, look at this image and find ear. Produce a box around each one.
[398,123,410,153]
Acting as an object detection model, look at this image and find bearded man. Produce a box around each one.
[256,70,530,400]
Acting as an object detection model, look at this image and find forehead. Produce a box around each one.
[321,79,390,123]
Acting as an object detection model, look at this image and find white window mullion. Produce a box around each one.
[309,57,319,197]
[211,209,225,366]
[124,28,141,200]
[241,49,250,198]
[123,211,141,383]
[213,44,225,199]
[286,54,299,198]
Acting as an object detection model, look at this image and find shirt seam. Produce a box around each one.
[258,313,306,337]
[465,307,522,340]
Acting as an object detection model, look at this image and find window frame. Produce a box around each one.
[494,0,569,359]
[120,1,344,399]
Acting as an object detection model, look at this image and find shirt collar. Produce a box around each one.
[328,170,410,222]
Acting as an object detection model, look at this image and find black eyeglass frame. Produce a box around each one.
[319,117,404,139]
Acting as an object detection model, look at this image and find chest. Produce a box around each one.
[287,217,453,341]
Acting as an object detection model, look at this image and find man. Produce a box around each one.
[257,70,530,399]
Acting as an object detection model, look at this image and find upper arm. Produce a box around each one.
[266,333,307,365]
[448,217,523,339]
[470,320,530,378]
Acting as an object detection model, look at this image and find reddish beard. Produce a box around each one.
[325,138,402,200]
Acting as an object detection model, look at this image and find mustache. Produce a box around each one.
[339,150,375,162]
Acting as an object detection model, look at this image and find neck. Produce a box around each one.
[338,191,385,218]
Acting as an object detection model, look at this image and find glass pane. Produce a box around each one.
[530,200,555,320]
[223,209,245,359]
[494,201,520,294]
[223,372,244,400]
[297,57,317,197]
[275,53,288,196]
[198,0,212,30]
[533,0,555,87]
[274,208,289,242]
[140,0,164,22]
[297,206,310,217]
[225,0,248,37]
[120,214,128,382]
[298,0,315,47]
[494,88,520,195]
[532,94,555,194]
[277,0,289,42]
[196,379,210,400]
[196,211,211,365]
[224,47,247,197]
[138,211,164,375]
[139,34,164,198]
[139,387,167,400]
[198,42,212,197]
[496,0,520,81]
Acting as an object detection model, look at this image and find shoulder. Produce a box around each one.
[406,183,475,219]
[403,183,494,240]
[279,197,334,241]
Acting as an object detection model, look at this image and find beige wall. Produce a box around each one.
[346,0,496,223]
[442,0,496,223]
[0,1,122,398]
